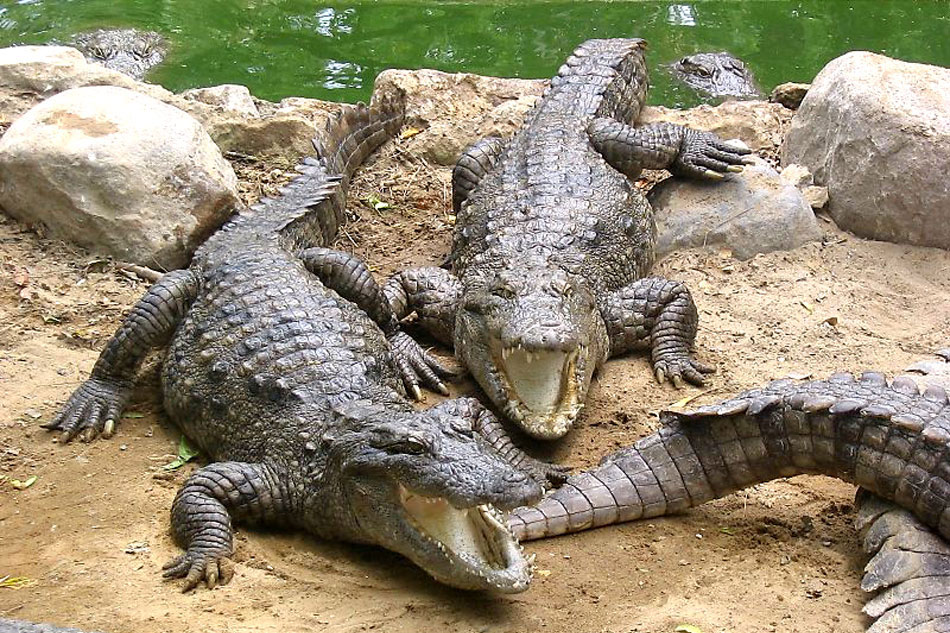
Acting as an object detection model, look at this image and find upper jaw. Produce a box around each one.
[391,484,534,592]
[491,342,587,440]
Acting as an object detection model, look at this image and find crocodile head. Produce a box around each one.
[670,52,760,99]
[336,399,542,592]
[456,266,607,440]
[71,29,167,80]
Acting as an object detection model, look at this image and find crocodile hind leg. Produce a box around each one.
[426,397,569,488]
[588,119,752,181]
[856,490,950,633]
[44,269,198,442]
[452,136,506,212]
[164,461,291,592]
[600,277,713,387]
[299,248,454,398]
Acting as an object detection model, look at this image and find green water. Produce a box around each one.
[0,1,947,106]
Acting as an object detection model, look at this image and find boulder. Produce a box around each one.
[783,52,950,250]
[180,84,260,118]
[0,85,239,269]
[374,69,545,165]
[649,156,822,260]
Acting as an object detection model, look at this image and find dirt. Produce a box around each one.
[1,129,949,633]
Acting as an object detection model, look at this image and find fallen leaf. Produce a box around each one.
[162,435,200,471]
[122,412,146,419]
[399,127,422,139]
[823,315,839,326]
[10,475,37,490]
[534,569,551,577]
[0,575,34,589]
[799,300,814,313]
[365,194,391,211]
[785,372,813,380]
[668,390,711,409]
[719,527,736,535]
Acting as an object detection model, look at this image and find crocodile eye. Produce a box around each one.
[388,438,428,455]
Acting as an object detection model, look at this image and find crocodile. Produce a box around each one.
[384,38,751,440]
[511,352,950,631]
[71,28,166,80]
[42,95,561,593]
[670,52,761,100]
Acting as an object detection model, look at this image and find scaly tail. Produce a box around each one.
[509,371,950,541]
[196,91,405,256]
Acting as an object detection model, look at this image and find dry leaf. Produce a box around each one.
[400,127,422,139]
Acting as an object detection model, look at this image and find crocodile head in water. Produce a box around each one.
[670,52,760,99]
[71,29,167,80]
[336,399,542,592]
[456,265,607,440]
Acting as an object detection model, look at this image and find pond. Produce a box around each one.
[0,1,948,106]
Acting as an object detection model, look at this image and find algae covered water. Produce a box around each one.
[0,1,947,106]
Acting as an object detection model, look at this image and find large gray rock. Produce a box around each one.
[649,156,822,260]
[0,85,239,269]
[783,52,950,250]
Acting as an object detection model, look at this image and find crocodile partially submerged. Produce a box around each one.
[43,95,558,593]
[71,28,166,80]
[385,38,751,440]
[511,352,950,631]
[670,52,761,100]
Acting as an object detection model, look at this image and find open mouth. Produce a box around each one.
[398,485,532,592]
[494,343,584,439]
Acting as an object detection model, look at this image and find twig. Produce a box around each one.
[115,262,163,283]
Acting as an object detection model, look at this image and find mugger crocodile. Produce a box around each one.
[670,52,761,100]
[42,95,562,593]
[511,352,950,631]
[70,29,167,80]
[384,38,752,441]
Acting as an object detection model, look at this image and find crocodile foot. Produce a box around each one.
[162,549,235,592]
[653,353,715,388]
[42,378,131,442]
[672,130,753,180]
[390,331,458,400]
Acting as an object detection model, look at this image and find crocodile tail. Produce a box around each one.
[537,38,648,124]
[248,91,405,249]
[509,371,950,543]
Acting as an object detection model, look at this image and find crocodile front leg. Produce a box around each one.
[589,119,751,181]
[383,266,461,347]
[429,397,569,488]
[164,461,292,592]
[452,136,506,212]
[601,277,713,387]
[299,247,452,398]
[44,269,198,442]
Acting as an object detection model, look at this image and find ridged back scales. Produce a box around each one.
[452,38,655,291]
[162,98,408,465]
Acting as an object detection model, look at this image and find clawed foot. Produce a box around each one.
[654,354,715,388]
[389,331,459,400]
[520,458,572,490]
[42,378,132,442]
[163,549,235,592]
[673,130,753,180]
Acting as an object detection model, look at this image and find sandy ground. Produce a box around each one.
[1,128,949,633]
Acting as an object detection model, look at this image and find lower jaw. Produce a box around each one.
[508,399,583,440]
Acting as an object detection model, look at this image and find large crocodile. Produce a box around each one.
[670,52,761,100]
[384,38,751,440]
[510,352,950,631]
[42,95,559,593]
[71,28,167,80]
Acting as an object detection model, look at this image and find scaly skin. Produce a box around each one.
[70,29,166,80]
[670,52,761,100]
[512,353,950,632]
[44,96,561,593]
[385,38,751,440]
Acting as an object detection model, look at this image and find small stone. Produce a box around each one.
[770,82,810,109]
[802,185,829,209]
[119,444,128,451]
[780,163,814,187]
[23,408,42,419]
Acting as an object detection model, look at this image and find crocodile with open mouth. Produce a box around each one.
[42,94,560,593]
[384,38,751,440]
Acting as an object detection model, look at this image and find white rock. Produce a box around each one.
[783,52,950,250]
[780,163,814,187]
[0,85,239,268]
[803,185,829,210]
[649,157,822,260]
[180,84,260,118]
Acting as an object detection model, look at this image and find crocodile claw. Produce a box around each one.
[163,549,235,592]
[43,377,131,443]
[654,354,716,388]
[673,130,752,180]
[389,331,457,400]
